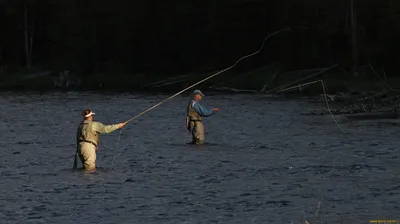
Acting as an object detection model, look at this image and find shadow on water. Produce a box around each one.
[59,167,116,175]
[169,142,257,150]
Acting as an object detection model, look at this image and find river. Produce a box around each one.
[0,91,398,223]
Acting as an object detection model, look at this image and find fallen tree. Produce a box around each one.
[273,65,400,120]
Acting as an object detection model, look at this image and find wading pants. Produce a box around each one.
[190,121,205,144]
[78,142,97,170]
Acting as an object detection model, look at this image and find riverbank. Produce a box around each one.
[1,65,400,95]
[2,67,400,121]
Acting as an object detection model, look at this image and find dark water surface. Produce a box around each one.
[0,91,399,223]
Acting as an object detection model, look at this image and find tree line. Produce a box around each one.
[0,0,399,77]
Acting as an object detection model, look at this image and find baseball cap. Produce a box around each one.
[192,89,205,96]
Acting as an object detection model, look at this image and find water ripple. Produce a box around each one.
[0,92,399,223]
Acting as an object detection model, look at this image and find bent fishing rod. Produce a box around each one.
[123,27,292,124]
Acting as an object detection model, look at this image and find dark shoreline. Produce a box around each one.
[1,66,400,98]
[0,87,309,98]
[0,85,265,95]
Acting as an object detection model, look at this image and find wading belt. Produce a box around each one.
[79,140,97,148]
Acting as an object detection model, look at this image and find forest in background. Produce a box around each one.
[0,0,399,92]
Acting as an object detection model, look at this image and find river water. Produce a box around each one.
[0,91,398,223]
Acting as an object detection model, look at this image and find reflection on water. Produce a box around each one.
[0,91,399,223]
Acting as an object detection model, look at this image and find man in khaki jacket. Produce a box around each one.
[75,109,125,171]
[186,90,219,144]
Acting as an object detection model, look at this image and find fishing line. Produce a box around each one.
[110,27,293,164]
[97,109,119,152]
[96,109,124,166]
[123,27,292,125]
[98,109,111,124]
[111,130,123,166]
[278,79,345,132]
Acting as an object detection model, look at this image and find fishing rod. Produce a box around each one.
[123,27,292,124]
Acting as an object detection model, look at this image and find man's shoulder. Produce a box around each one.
[91,121,104,125]
[87,121,104,128]
[82,120,96,124]
[189,99,198,106]
[79,120,90,126]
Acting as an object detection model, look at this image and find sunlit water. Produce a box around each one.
[0,91,398,223]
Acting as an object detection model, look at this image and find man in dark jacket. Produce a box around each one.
[186,90,219,144]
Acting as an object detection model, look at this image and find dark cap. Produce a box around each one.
[192,89,205,96]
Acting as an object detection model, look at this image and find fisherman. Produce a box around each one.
[186,89,219,144]
[75,109,126,171]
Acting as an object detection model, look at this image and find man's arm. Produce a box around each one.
[92,122,125,134]
[193,102,215,117]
